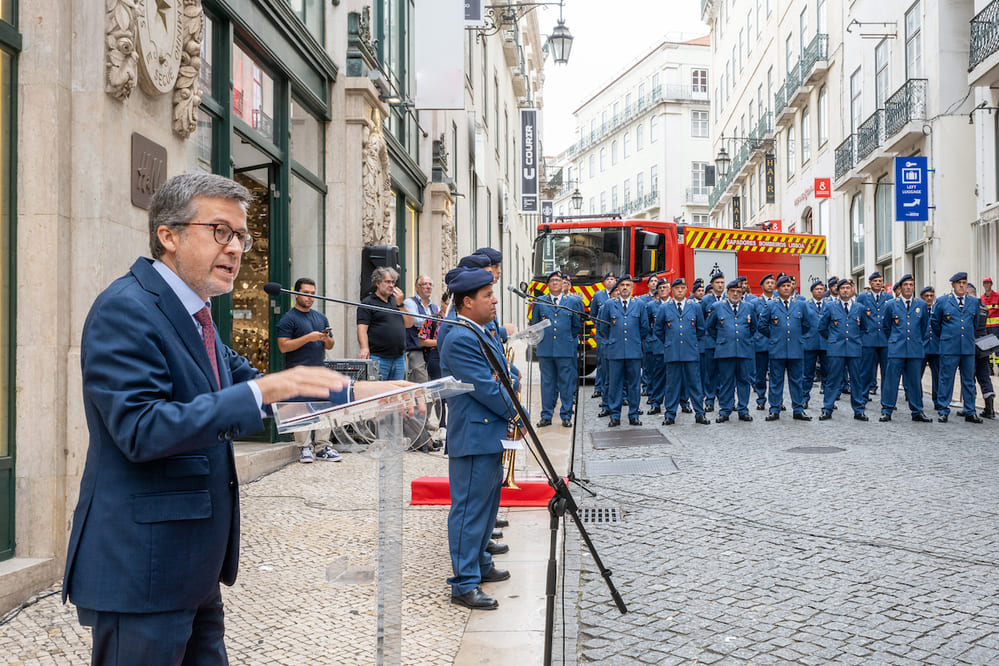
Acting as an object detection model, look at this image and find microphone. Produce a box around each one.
[507,284,530,299]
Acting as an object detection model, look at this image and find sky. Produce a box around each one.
[540,0,709,155]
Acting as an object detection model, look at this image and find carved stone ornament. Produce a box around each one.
[105,0,139,100]
[361,108,395,247]
[440,199,457,284]
[135,0,183,96]
[172,0,204,138]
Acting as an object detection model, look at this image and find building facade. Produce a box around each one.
[970,0,999,281]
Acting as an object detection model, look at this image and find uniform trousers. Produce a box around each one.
[664,360,704,418]
[922,354,940,409]
[768,357,806,414]
[538,355,577,421]
[700,348,717,406]
[862,346,888,395]
[715,357,753,416]
[595,347,609,404]
[802,349,826,404]
[937,354,978,416]
[647,352,667,407]
[78,588,227,666]
[822,356,867,415]
[753,350,769,404]
[881,357,925,415]
[447,452,502,595]
[975,356,995,399]
[607,358,642,420]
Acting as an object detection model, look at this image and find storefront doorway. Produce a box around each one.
[233,163,273,374]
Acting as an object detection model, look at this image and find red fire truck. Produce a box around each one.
[528,214,828,372]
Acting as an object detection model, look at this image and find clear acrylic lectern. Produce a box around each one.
[272,377,473,665]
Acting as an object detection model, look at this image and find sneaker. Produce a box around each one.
[316,445,342,462]
[299,446,315,463]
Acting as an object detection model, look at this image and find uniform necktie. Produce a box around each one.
[958,297,964,310]
[733,304,739,317]
[676,301,682,314]
[906,299,911,311]
[193,306,220,388]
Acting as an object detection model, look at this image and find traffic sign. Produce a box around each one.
[894,156,928,222]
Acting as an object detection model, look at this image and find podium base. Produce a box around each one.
[410,476,560,507]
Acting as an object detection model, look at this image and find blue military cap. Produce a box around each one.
[691,278,704,289]
[726,279,741,290]
[810,280,824,292]
[547,270,562,282]
[618,274,634,283]
[776,275,792,288]
[602,271,616,281]
[671,278,686,287]
[897,273,914,284]
[949,271,968,282]
[777,271,787,279]
[869,271,882,281]
[445,267,494,293]
[760,273,775,285]
[838,278,854,288]
[710,271,725,282]
[737,275,748,282]
[457,253,491,269]
[474,247,503,265]
[920,286,934,296]
[828,276,839,286]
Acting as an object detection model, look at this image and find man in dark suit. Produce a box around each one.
[63,173,393,665]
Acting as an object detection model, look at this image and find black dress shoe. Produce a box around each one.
[536,418,552,428]
[938,415,948,423]
[765,413,780,421]
[966,413,984,423]
[562,418,573,428]
[622,399,629,406]
[662,417,675,425]
[592,390,602,398]
[793,413,812,421]
[738,413,753,422]
[491,529,503,539]
[912,413,932,422]
[608,418,621,427]
[854,413,869,421]
[480,566,511,583]
[680,405,693,413]
[452,587,499,610]
[485,541,509,555]
[704,403,715,413]
[957,410,966,417]
[641,388,647,396]
[648,405,662,415]
[819,412,832,420]
[695,414,710,425]
[716,414,729,423]
[879,414,891,422]
[494,518,509,528]
[629,417,642,426]
[756,402,767,411]
[597,408,611,418]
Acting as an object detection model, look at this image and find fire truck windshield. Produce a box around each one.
[533,227,630,284]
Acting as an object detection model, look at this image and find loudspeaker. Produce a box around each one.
[360,245,400,296]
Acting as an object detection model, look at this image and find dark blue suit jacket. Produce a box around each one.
[655,300,704,363]
[757,298,813,360]
[883,298,929,359]
[705,299,756,359]
[596,298,649,360]
[65,258,269,613]
[819,299,866,358]
[530,294,583,358]
[930,293,980,356]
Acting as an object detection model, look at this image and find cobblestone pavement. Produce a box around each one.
[558,387,999,664]
[1,448,468,665]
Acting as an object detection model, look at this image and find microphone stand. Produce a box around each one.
[266,284,627,664]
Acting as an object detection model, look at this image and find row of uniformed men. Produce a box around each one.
[568,270,989,425]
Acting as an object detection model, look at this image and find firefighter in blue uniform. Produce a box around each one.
[857,271,893,397]
[931,272,983,423]
[656,278,710,425]
[589,272,616,401]
[643,281,670,415]
[531,271,582,428]
[705,279,756,422]
[818,278,869,420]
[752,273,777,409]
[879,273,932,422]
[757,275,814,420]
[596,275,648,426]
[802,280,828,410]
[920,286,941,410]
[700,271,726,413]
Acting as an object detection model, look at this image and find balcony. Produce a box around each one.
[883,79,927,151]
[855,109,884,162]
[800,34,830,85]
[835,135,856,181]
[970,0,999,87]
[685,187,710,206]
[774,83,794,127]
[749,111,773,158]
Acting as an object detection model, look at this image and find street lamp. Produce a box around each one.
[470,2,576,66]
[714,146,731,179]
[547,18,574,65]
[713,133,774,181]
[571,187,583,211]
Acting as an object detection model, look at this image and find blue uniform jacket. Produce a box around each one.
[699,292,726,350]
[752,295,777,352]
[642,299,666,355]
[924,303,941,355]
[802,300,829,352]
[655,299,704,363]
[439,319,522,458]
[705,299,756,359]
[757,298,813,360]
[883,298,929,359]
[819,299,866,357]
[596,298,649,360]
[530,294,583,358]
[930,293,980,356]
[857,291,893,347]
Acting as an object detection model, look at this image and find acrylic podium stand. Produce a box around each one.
[271,377,473,665]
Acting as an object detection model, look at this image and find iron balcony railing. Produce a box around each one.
[786,61,803,95]
[884,79,927,138]
[773,83,788,118]
[835,134,856,180]
[800,34,829,80]
[686,187,710,205]
[971,0,999,70]
[751,111,773,144]
[856,109,885,161]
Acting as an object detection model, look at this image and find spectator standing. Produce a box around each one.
[357,266,412,381]
[404,274,439,383]
[980,277,999,374]
[276,277,340,463]
[966,283,996,418]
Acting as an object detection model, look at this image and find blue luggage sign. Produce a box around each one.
[894,156,928,222]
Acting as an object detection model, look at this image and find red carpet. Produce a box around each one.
[410,476,560,506]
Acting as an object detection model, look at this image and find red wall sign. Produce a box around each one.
[814,178,831,198]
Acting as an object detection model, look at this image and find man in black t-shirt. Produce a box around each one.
[277,277,338,463]
[357,267,412,381]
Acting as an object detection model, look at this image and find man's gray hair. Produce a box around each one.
[371,266,399,285]
[149,172,252,259]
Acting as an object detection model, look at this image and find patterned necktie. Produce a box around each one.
[193,306,221,388]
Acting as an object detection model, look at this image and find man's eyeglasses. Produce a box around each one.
[179,222,254,253]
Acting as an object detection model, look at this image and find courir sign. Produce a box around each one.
[521,108,539,213]
[895,156,928,222]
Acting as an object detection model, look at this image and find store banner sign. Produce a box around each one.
[894,156,928,222]
[520,109,539,213]
[765,153,775,204]
[415,0,464,109]
[732,196,742,229]
[465,0,485,26]
[541,200,554,225]
[814,177,831,198]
